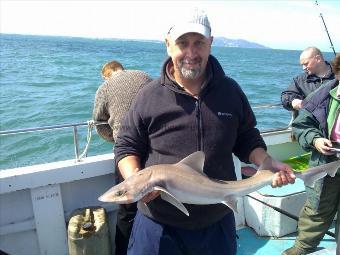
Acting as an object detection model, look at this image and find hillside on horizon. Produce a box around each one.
[212,37,269,49]
[137,36,269,49]
[2,33,269,49]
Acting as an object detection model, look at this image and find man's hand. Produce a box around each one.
[271,159,296,188]
[260,156,296,188]
[291,99,303,110]
[250,148,296,188]
[313,138,335,155]
[118,156,161,203]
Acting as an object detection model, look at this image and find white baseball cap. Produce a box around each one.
[167,8,211,41]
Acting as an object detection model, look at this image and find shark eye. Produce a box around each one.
[115,190,126,197]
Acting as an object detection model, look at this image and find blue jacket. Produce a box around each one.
[114,55,266,229]
[292,79,339,168]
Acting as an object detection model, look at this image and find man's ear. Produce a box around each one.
[165,38,172,56]
[208,36,213,53]
[314,54,322,62]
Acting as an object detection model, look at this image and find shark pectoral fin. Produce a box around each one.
[222,196,238,213]
[153,186,189,216]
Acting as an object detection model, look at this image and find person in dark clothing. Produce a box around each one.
[282,54,340,255]
[281,47,334,113]
[114,8,296,255]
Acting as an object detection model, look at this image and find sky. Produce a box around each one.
[1,0,339,52]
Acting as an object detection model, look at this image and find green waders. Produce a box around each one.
[294,174,340,252]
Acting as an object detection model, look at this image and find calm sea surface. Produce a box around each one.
[0,34,335,169]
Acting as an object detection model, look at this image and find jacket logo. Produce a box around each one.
[217,112,232,117]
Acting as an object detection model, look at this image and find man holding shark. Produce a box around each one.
[113,8,296,255]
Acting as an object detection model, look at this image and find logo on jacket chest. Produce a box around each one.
[217,112,233,118]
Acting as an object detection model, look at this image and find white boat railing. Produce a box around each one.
[0,121,108,162]
[0,103,292,162]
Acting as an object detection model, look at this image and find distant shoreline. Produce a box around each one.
[1,33,336,53]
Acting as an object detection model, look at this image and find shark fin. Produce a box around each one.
[304,172,326,188]
[325,160,340,177]
[153,186,189,216]
[296,160,340,187]
[221,196,238,213]
[176,151,205,173]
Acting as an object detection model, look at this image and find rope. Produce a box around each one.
[78,120,95,160]
[288,112,294,128]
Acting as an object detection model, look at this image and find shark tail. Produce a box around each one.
[297,160,340,188]
[324,160,340,177]
[302,172,327,188]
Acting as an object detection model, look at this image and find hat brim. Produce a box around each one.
[169,23,211,41]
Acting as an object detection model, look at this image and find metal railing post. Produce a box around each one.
[73,126,80,162]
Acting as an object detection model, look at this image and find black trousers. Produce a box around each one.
[115,203,137,255]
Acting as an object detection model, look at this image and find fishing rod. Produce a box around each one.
[246,194,335,238]
[314,0,336,56]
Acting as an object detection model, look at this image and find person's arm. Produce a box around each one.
[114,88,159,202]
[232,86,268,162]
[93,85,115,142]
[292,109,333,155]
[281,78,304,111]
[249,147,296,187]
[313,138,334,155]
[231,88,295,187]
[117,155,141,179]
[117,155,160,202]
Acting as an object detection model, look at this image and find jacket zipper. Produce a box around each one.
[195,99,203,151]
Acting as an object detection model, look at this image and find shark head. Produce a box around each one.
[98,169,153,203]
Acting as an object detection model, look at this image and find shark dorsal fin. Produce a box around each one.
[176,151,205,173]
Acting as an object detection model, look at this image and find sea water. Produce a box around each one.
[0,34,335,169]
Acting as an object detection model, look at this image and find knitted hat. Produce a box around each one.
[168,8,211,41]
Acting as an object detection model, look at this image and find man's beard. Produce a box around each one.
[179,59,201,79]
[181,67,201,79]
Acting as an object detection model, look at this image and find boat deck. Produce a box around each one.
[238,170,337,255]
[237,225,337,255]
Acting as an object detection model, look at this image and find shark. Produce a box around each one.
[98,151,340,216]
